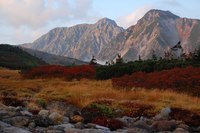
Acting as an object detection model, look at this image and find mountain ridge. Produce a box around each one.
[21,9,200,62]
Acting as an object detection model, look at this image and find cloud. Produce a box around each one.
[0,0,95,29]
[117,6,153,28]
[0,0,98,44]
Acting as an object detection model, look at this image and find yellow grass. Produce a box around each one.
[0,69,200,114]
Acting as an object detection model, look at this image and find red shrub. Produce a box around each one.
[112,66,200,96]
[22,65,96,80]
[92,116,125,131]
[170,108,200,127]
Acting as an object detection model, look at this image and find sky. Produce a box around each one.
[0,0,200,45]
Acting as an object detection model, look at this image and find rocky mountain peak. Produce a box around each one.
[96,17,117,26]
[142,9,180,21]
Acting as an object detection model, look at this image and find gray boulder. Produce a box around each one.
[38,110,49,118]
[152,120,177,132]
[3,126,31,133]
[49,112,64,125]
[10,116,29,127]
[173,128,189,133]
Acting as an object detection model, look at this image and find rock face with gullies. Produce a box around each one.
[99,9,200,61]
[22,18,124,61]
[21,9,200,62]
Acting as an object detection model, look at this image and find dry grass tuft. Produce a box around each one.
[0,69,200,115]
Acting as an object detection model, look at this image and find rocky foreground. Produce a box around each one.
[0,102,200,133]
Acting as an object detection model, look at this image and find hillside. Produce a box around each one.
[22,18,124,61]
[21,47,87,66]
[99,9,200,61]
[22,9,200,62]
[0,44,47,69]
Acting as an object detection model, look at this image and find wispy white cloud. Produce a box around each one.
[0,0,98,44]
[0,0,95,29]
[117,6,153,28]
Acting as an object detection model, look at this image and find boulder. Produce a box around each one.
[64,128,107,133]
[154,107,171,120]
[70,115,84,123]
[173,128,189,133]
[49,112,63,125]
[46,130,63,133]
[20,110,33,117]
[28,122,36,129]
[55,123,75,129]
[177,124,189,131]
[10,116,29,127]
[127,127,149,133]
[63,117,70,124]
[34,115,54,127]
[38,110,49,118]
[74,122,84,129]
[152,120,177,132]
[132,120,152,133]
[0,121,11,128]
[3,126,31,133]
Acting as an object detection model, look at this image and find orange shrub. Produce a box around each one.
[22,65,96,80]
[112,66,200,96]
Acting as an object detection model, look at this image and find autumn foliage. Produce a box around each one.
[22,65,96,80]
[112,66,200,96]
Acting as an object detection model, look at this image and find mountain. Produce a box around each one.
[99,9,200,61]
[21,47,87,66]
[22,18,124,61]
[22,10,200,62]
[0,44,47,69]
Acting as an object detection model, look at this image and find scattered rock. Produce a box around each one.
[64,128,107,133]
[127,127,149,133]
[70,115,84,123]
[46,129,63,133]
[152,120,177,132]
[85,123,110,131]
[132,120,152,133]
[0,121,11,128]
[10,116,29,127]
[63,116,70,124]
[74,122,84,129]
[46,101,80,117]
[28,122,36,129]
[49,112,63,125]
[38,110,49,118]
[3,126,31,133]
[117,116,138,127]
[55,123,74,130]
[173,128,189,133]
[34,115,54,127]
[154,107,171,120]
[177,124,189,131]
[20,110,33,117]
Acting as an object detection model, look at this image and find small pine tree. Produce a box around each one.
[116,54,123,64]
[152,50,157,61]
[89,56,97,65]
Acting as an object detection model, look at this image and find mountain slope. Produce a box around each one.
[22,10,200,62]
[21,47,87,66]
[22,18,124,61]
[99,9,200,61]
[0,44,47,69]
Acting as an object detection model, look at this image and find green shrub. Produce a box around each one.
[90,103,116,118]
[36,99,46,108]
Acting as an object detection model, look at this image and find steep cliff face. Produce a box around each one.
[176,18,200,54]
[98,9,181,61]
[22,10,200,62]
[22,18,124,61]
